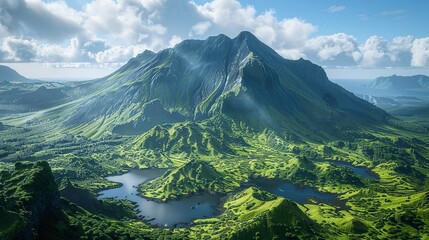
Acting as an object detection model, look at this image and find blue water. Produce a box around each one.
[332,161,379,179]
[97,169,222,227]
[251,178,337,203]
[99,168,348,227]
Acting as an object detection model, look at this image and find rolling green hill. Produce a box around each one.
[140,159,239,200]
[195,187,321,240]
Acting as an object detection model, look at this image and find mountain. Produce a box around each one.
[366,75,429,91]
[0,85,69,113]
[228,187,321,239]
[0,65,39,83]
[65,31,390,140]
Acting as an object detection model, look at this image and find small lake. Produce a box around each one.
[331,161,379,179]
[251,178,337,204]
[97,169,223,227]
[313,159,379,179]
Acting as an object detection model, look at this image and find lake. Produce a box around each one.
[98,168,346,227]
[313,159,379,179]
[250,178,337,204]
[97,169,223,227]
[332,161,379,179]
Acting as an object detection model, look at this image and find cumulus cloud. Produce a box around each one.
[0,0,427,70]
[0,0,84,41]
[193,0,316,50]
[305,33,360,66]
[83,0,168,44]
[411,38,429,67]
[388,35,414,66]
[192,21,212,36]
[0,37,79,62]
[358,36,390,67]
[95,46,136,63]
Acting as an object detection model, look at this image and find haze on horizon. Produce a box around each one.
[1,0,428,80]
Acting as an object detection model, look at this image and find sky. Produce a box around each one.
[1,0,429,80]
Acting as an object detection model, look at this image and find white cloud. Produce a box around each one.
[276,18,316,49]
[94,44,148,63]
[388,35,413,66]
[194,0,255,31]
[358,36,390,67]
[168,35,183,47]
[0,0,427,71]
[327,5,346,13]
[83,0,167,45]
[305,33,360,65]
[411,37,429,67]
[277,49,306,60]
[193,0,316,50]
[191,21,212,36]
[0,36,81,62]
[0,0,84,41]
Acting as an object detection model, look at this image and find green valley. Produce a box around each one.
[1,31,429,240]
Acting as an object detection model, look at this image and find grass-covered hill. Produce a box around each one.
[191,187,322,239]
[131,120,247,160]
[140,159,239,200]
[0,161,61,239]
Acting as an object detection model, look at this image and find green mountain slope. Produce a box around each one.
[140,159,239,200]
[0,161,61,239]
[208,187,321,240]
[131,120,246,158]
[63,31,390,140]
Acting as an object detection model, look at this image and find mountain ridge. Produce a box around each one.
[366,74,429,90]
[0,65,40,83]
[59,31,392,140]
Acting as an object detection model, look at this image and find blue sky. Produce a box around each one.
[1,0,428,80]
[237,0,428,39]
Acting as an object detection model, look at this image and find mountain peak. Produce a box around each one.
[234,31,258,42]
[67,31,390,139]
[0,65,35,82]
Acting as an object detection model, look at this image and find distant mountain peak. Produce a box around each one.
[0,65,38,83]
[367,74,429,90]
[234,31,258,42]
